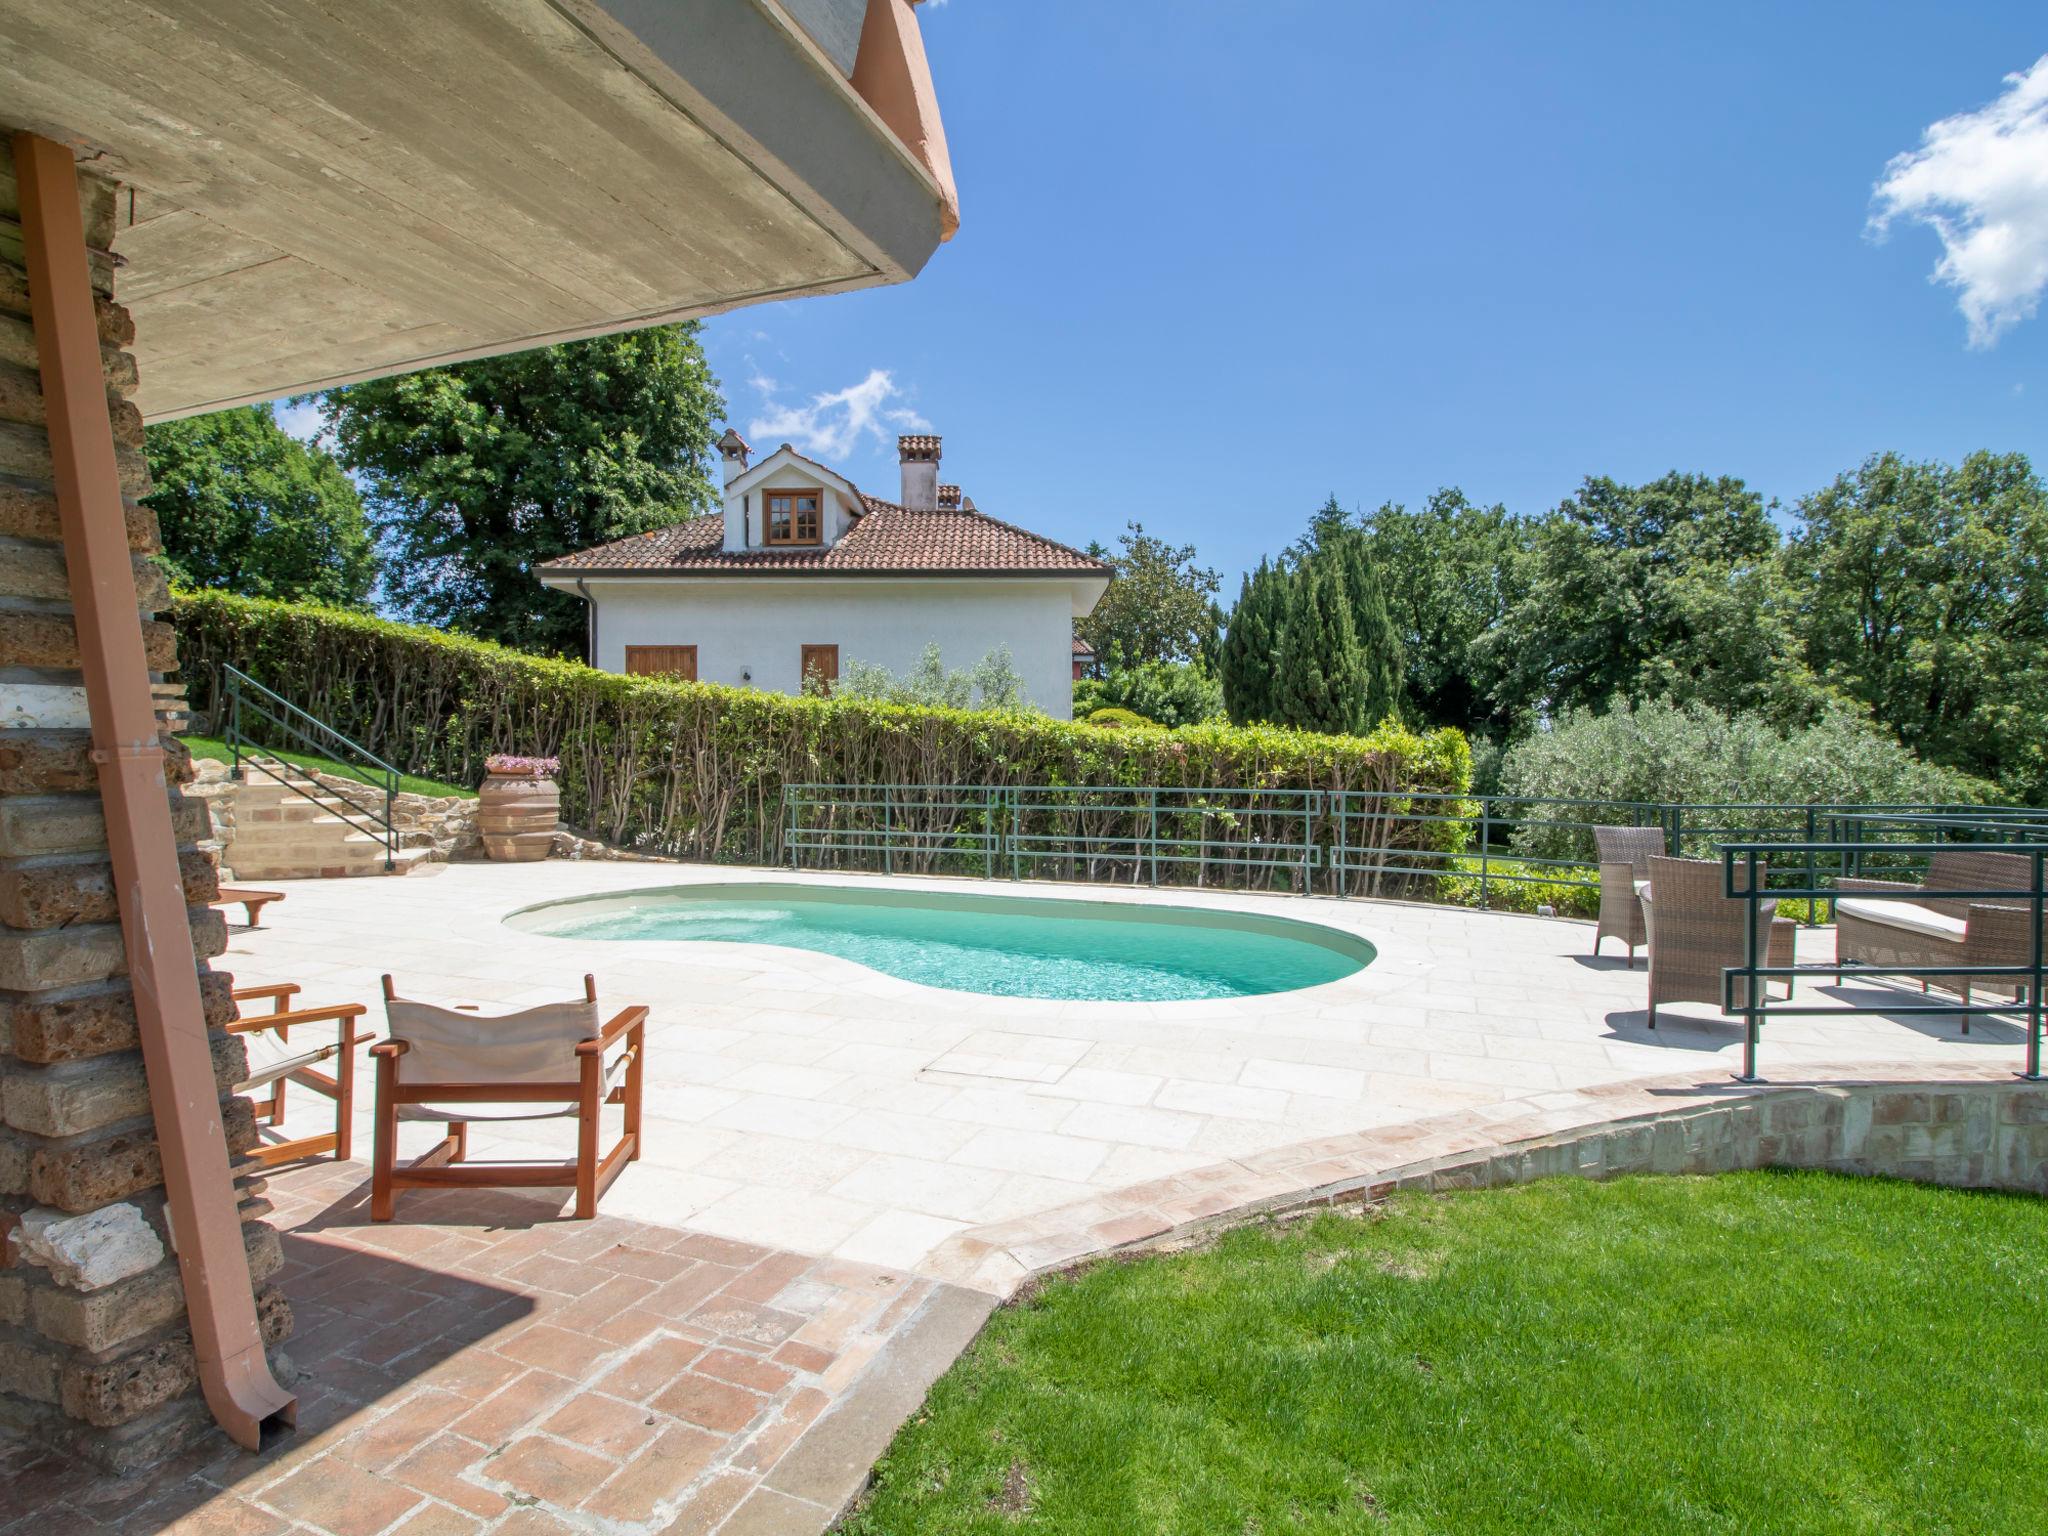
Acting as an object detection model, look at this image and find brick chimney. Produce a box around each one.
[936,484,962,509]
[898,434,940,510]
[717,427,752,488]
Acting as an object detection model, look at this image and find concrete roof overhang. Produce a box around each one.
[0,0,956,420]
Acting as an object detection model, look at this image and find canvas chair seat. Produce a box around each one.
[234,1031,345,1096]
[396,1050,632,1122]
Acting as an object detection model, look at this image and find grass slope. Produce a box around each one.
[845,1172,2048,1534]
[178,734,475,800]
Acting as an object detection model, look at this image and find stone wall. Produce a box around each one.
[0,143,286,1471]
[1296,1080,2048,1210]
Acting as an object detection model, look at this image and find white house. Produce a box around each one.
[538,433,1110,717]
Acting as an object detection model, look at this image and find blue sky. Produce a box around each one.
[698,2,2046,584]
[275,4,2046,587]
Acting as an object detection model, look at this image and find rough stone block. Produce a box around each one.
[0,1334,60,1403]
[0,847,218,929]
[10,1203,163,1291]
[0,905,227,991]
[1999,1091,2048,1126]
[0,537,163,606]
[7,969,238,1064]
[1872,1092,1933,1127]
[0,483,158,551]
[0,613,176,672]
[0,919,126,991]
[29,1221,280,1355]
[60,1281,289,1428]
[4,1030,245,1139]
[0,730,98,794]
[27,1093,257,1213]
[0,1126,25,1195]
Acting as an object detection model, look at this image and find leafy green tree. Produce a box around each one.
[315,323,724,654]
[1787,450,2048,799]
[1362,489,1533,739]
[1076,522,1222,668]
[1219,558,1287,724]
[1481,471,1810,723]
[144,405,377,606]
[1272,560,1369,734]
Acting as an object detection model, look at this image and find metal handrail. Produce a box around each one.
[222,664,399,871]
[779,782,2048,921]
[1719,839,2046,1084]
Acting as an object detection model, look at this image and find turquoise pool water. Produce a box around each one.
[507,883,1373,1002]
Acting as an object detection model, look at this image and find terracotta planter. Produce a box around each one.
[478,772,560,862]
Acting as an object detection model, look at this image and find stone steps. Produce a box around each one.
[218,764,444,879]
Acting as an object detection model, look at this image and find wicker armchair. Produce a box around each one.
[1593,825,1666,966]
[1835,849,2042,1013]
[1640,856,1797,1028]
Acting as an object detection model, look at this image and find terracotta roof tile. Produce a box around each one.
[537,498,1107,577]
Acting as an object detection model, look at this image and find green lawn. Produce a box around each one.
[844,1172,2048,1535]
[178,734,475,800]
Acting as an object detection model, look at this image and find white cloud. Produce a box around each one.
[1870,55,2048,348]
[271,398,326,442]
[746,367,930,460]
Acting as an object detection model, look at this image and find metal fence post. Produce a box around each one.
[1737,847,1763,1083]
[1478,798,1492,910]
[1803,806,1819,926]
[2026,847,2044,1083]
[1147,787,1159,886]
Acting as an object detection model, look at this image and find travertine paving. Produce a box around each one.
[5,863,2031,1535]
[217,861,2024,1286]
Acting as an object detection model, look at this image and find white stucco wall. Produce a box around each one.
[573,578,1086,717]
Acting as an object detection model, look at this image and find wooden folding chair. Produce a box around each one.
[229,983,370,1166]
[369,974,646,1221]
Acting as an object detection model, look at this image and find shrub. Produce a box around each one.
[1073,661,1225,729]
[1084,707,1153,729]
[838,643,1032,711]
[173,591,1472,887]
[1498,699,2000,861]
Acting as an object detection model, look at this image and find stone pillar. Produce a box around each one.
[0,140,288,1471]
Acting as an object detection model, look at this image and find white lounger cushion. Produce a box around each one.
[1835,897,1967,943]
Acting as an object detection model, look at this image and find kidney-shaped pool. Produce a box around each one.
[506,882,1375,1002]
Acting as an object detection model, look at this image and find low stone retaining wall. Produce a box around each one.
[933,1064,2045,1294]
[1334,1079,2046,1205]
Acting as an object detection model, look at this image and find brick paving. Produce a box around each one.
[0,1159,991,1536]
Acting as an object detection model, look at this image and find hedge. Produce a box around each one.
[172,591,1473,890]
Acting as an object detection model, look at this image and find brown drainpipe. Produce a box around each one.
[14,131,296,1452]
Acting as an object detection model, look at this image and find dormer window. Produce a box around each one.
[765,489,823,545]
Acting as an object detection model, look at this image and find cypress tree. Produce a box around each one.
[1325,528,1405,725]
[1220,559,1285,724]
[1273,561,1370,734]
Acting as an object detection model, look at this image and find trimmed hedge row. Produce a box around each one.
[171,591,1473,885]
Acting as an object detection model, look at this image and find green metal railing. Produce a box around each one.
[784,783,1322,889]
[222,663,400,870]
[1720,835,2046,1084]
[781,783,2048,912]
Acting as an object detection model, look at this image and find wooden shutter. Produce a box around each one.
[800,644,838,695]
[623,645,697,680]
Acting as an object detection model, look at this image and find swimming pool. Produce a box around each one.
[506,883,1374,1002]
